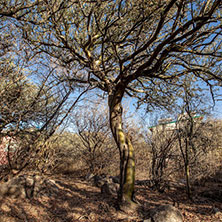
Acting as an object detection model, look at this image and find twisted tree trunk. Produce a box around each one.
[108,88,135,206]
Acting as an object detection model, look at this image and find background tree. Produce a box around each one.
[71,104,115,176]
[147,79,222,197]
[34,103,119,176]
[148,111,222,197]
[1,0,222,207]
[149,125,177,192]
[0,20,88,178]
[174,76,210,198]
[0,56,66,176]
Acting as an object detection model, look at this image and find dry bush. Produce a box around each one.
[188,119,222,184]
[128,128,152,180]
[36,104,120,177]
[34,132,85,175]
[147,117,222,190]
[147,127,179,191]
[37,131,119,177]
[0,32,71,179]
[134,141,152,180]
[71,105,119,176]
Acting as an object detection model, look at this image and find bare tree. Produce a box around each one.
[149,126,177,192]
[174,78,209,198]
[72,104,114,175]
[1,0,222,207]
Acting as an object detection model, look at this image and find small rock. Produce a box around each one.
[0,183,9,197]
[143,219,152,222]
[110,176,119,184]
[85,173,95,181]
[212,207,220,214]
[26,177,35,187]
[101,182,118,196]
[212,207,221,216]
[1,203,11,212]
[93,175,108,187]
[0,174,43,199]
[7,184,25,198]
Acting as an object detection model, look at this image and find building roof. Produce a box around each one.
[149,115,204,129]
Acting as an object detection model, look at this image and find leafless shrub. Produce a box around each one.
[72,105,117,176]
[38,104,119,177]
[148,115,222,193]
[187,119,222,184]
[148,126,178,191]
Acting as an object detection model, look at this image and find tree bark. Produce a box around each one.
[185,137,191,199]
[108,89,135,205]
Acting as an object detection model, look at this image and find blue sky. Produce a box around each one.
[211,100,222,119]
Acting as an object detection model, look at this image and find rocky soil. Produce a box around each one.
[0,173,221,222]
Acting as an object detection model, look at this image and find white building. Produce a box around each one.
[149,114,204,134]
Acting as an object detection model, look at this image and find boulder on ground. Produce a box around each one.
[0,174,49,199]
[144,205,183,222]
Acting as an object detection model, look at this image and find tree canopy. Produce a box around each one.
[1,0,221,101]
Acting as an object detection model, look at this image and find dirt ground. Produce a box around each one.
[0,173,221,222]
